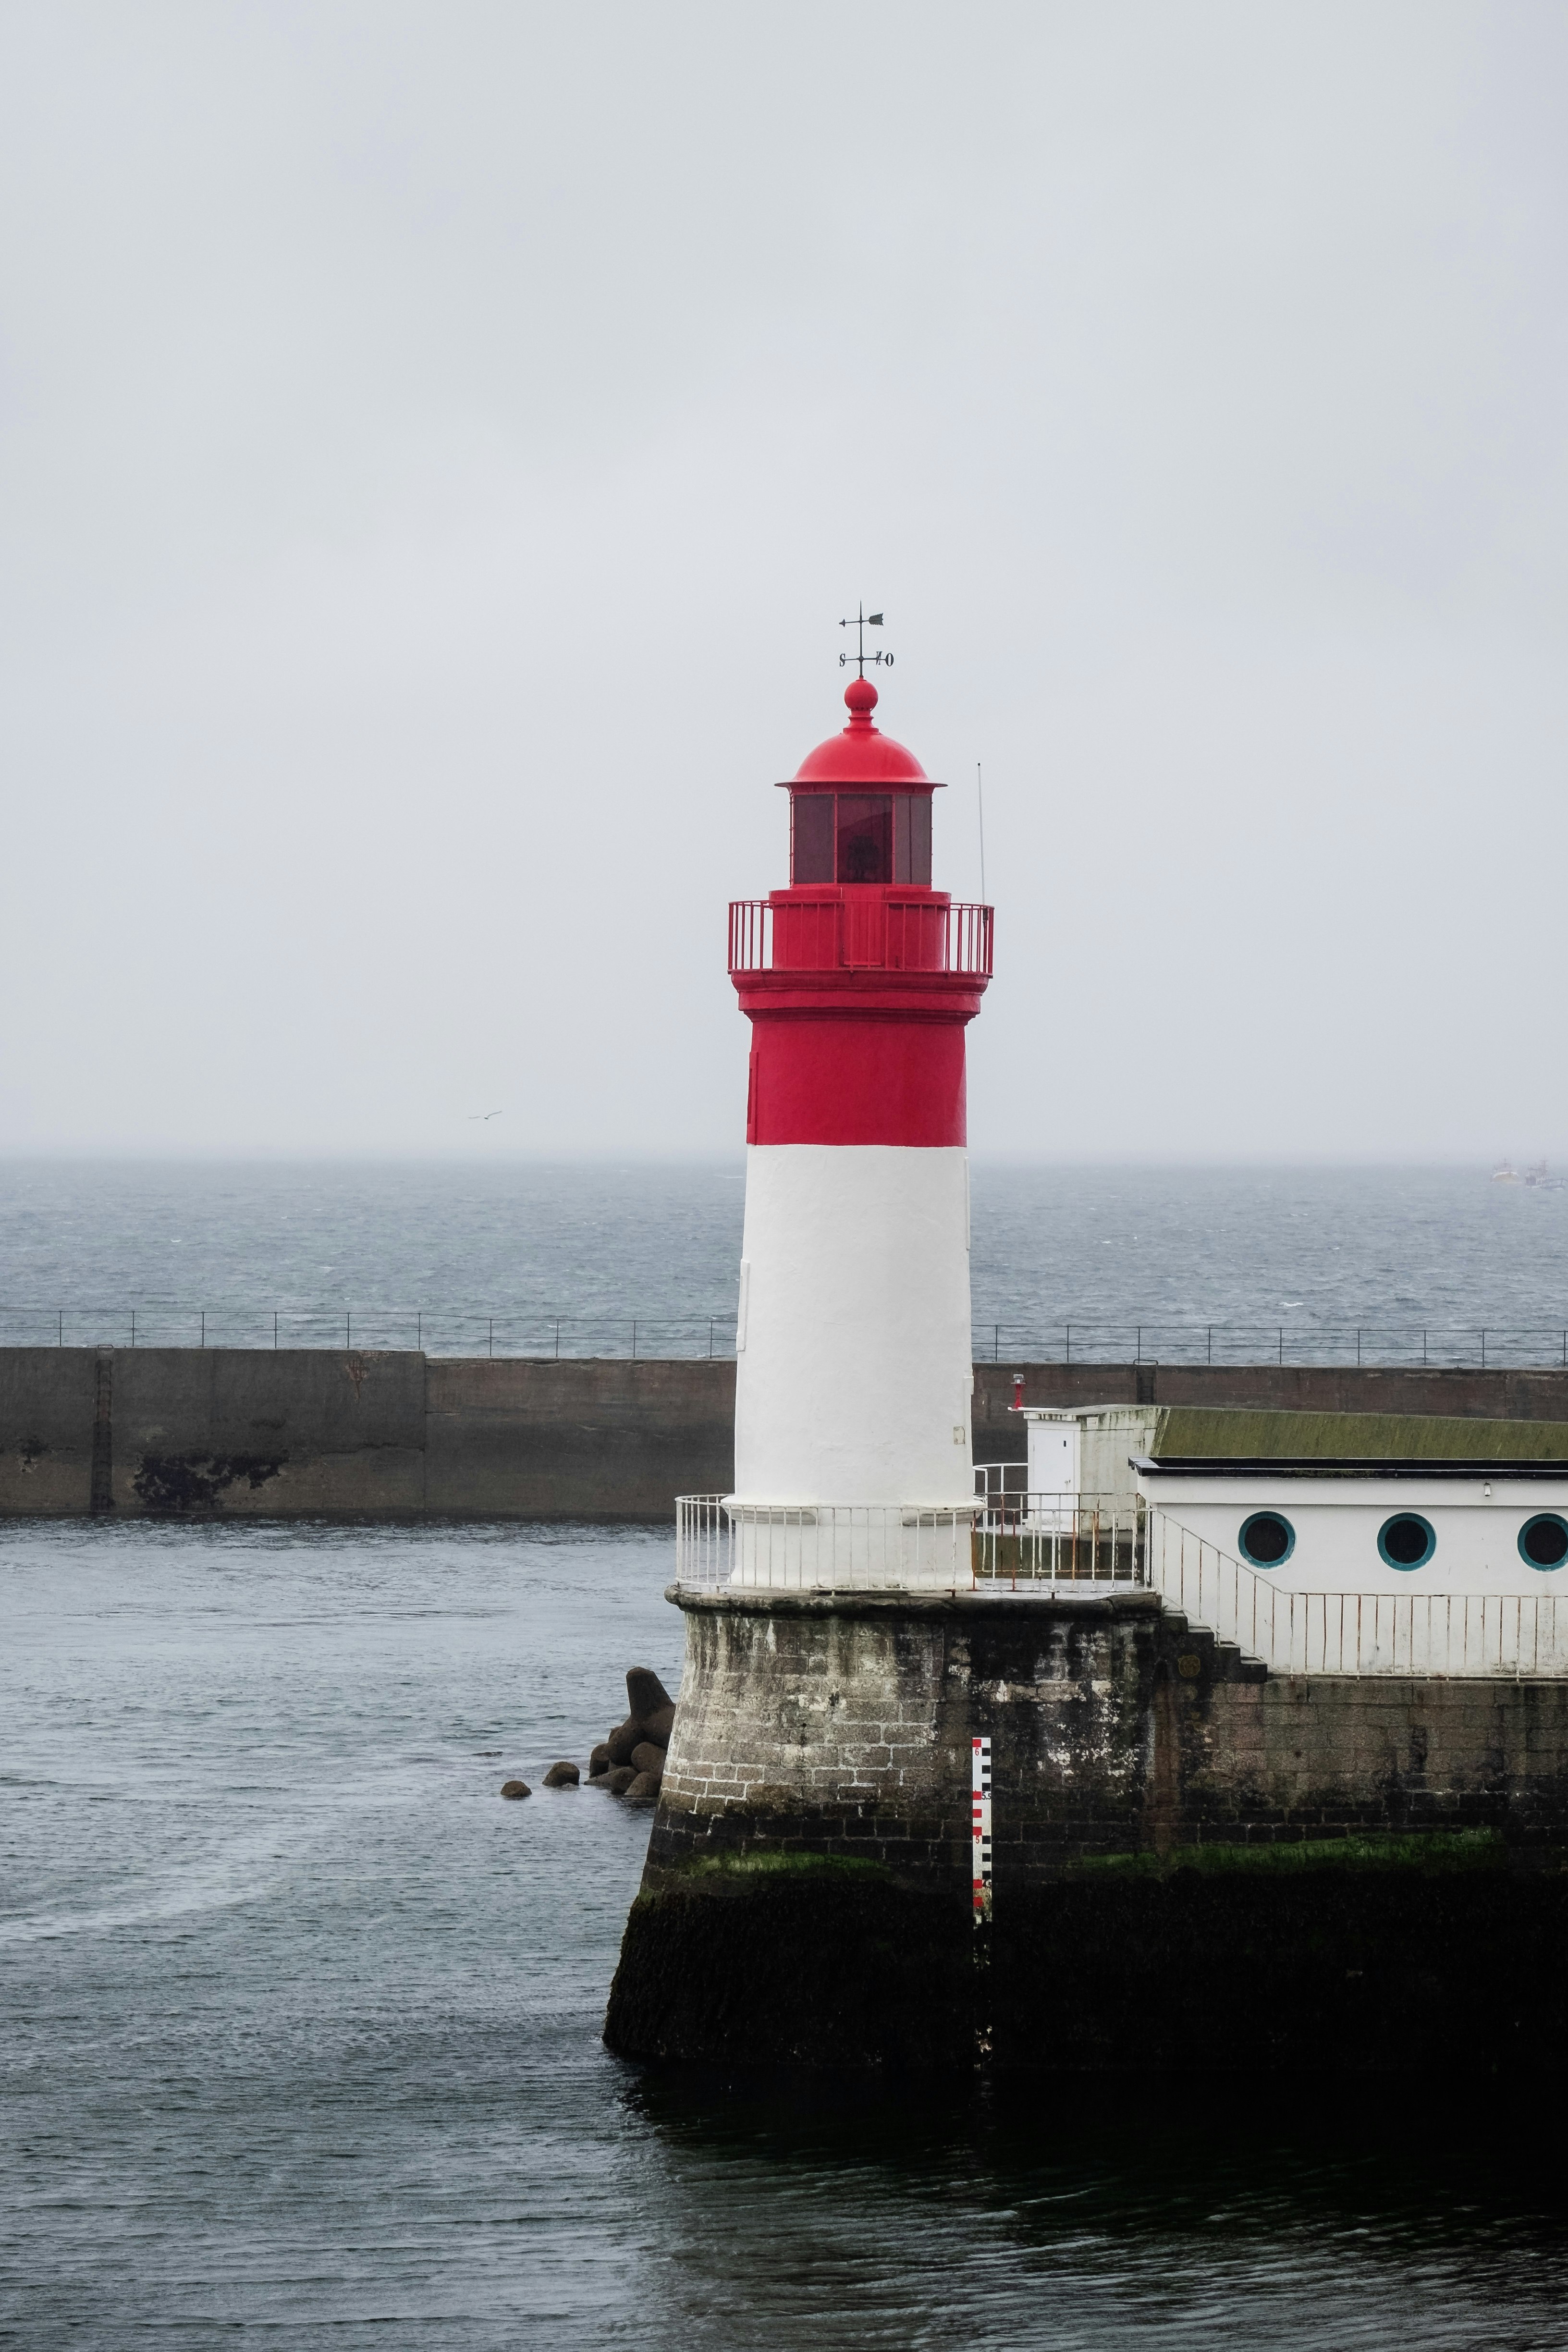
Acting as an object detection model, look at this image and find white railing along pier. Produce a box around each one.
[675,1494,1568,1677]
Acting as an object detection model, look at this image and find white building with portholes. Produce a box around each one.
[991,1403,1568,1676]
[1007,1404,1568,1597]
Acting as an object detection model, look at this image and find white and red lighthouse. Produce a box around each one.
[722,668,992,1584]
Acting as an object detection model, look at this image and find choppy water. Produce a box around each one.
[2,1160,1568,1361]
[4,1522,1567,2348]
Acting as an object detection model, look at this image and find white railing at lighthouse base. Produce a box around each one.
[675,1493,1142,1593]
[675,1494,1568,1676]
[698,1499,979,1591]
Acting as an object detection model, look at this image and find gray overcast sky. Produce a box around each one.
[1,1,1564,1163]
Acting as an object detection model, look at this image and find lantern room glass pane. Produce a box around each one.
[790,793,835,883]
[836,794,893,884]
[894,795,931,884]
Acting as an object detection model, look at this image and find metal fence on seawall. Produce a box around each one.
[675,1488,1568,1678]
[6,1307,1568,1367]
[980,1322,1568,1369]
[0,1308,743,1357]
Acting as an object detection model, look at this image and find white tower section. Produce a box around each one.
[733,1144,975,1507]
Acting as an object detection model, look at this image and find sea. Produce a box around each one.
[4,1162,1568,2346]
[1,1157,1568,1361]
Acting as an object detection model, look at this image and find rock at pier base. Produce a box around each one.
[606,1720,641,1767]
[625,1667,675,1746]
[542,1761,580,1788]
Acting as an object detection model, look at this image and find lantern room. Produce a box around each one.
[779,677,941,887]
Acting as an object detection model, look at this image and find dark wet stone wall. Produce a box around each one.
[606,1853,1568,2075]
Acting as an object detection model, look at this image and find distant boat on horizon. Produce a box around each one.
[1493,1159,1567,1191]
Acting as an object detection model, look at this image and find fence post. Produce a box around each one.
[1481,1328,1487,1369]
[416,1312,422,1351]
[709,1319,715,1357]
[1356,1327,1361,1366]
[130,1310,135,1348]
[200,1312,205,1350]
[1065,1323,1071,1365]
[346,1313,351,1349]
[1423,1327,1428,1366]
[488,1319,493,1359]
[58,1311,62,1347]
[1278,1326,1283,1366]
[1135,1323,1141,1363]
[554,1319,561,1360]
[993,1324,999,1361]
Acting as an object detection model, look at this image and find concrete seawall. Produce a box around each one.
[6,1348,1568,1519]
[0,1350,735,1520]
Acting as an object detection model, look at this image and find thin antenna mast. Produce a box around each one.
[977,762,987,903]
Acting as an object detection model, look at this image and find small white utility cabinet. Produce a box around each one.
[1016,1406,1159,1523]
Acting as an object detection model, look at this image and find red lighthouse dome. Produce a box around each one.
[787,679,933,786]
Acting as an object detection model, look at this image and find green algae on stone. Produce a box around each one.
[1063,1828,1506,1878]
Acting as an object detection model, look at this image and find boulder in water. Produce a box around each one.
[542,1761,579,1788]
[500,1779,531,1800]
[588,1741,613,1775]
[624,1770,660,1804]
[606,1718,641,1767]
[625,1668,675,1744]
[603,1766,638,1796]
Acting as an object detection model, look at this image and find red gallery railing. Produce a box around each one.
[728,896,993,977]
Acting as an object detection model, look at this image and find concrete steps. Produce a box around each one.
[1155,1602,1268,1681]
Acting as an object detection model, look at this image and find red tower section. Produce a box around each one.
[730,678,992,1145]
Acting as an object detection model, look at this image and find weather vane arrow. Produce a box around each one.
[839,604,893,677]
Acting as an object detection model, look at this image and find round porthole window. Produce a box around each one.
[1378,1512,1435,1570]
[1519,1513,1568,1570]
[1239,1511,1295,1567]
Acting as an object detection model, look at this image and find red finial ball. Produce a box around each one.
[844,676,879,719]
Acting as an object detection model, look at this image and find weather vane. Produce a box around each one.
[839,604,894,677]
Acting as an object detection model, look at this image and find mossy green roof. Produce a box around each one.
[1148,1407,1568,1464]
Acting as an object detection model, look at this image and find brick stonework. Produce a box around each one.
[645,1586,1568,1887]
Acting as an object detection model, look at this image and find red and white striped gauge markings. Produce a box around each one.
[971,1734,992,1928]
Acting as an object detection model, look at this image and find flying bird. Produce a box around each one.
[467,1111,504,1121]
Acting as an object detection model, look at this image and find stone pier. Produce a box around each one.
[604,1585,1568,2073]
